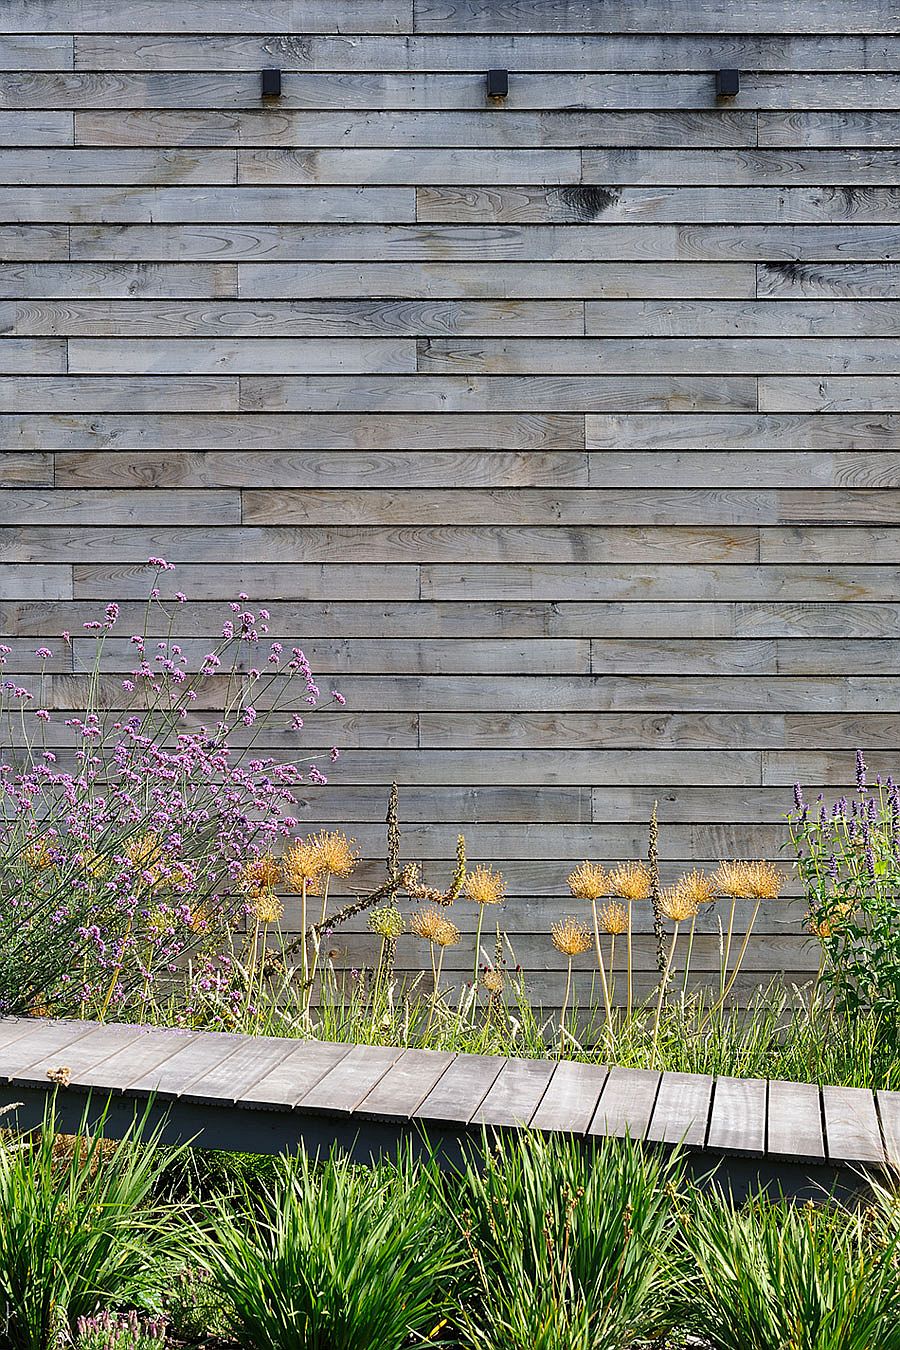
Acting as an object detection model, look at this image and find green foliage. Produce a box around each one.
[674,1190,900,1350]
[197,1146,459,1350]
[73,1309,167,1350]
[0,1103,185,1350]
[449,1131,680,1350]
[791,757,900,1026]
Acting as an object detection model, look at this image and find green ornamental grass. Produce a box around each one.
[0,1103,184,1350]
[448,1131,681,1350]
[198,1146,459,1350]
[675,1190,900,1350]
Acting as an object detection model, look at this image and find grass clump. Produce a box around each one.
[0,1105,184,1350]
[450,1131,680,1350]
[197,1146,458,1350]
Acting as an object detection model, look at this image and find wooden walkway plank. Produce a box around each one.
[822,1085,884,1165]
[239,1039,352,1109]
[530,1059,608,1135]
[10,1021,148,1087]
[646,1070,714,1146]
[414,1051,505,1125]
[767,1078,825,1163]
[0,1018,99,1081]
[589,1066,660,1140]
[76,1026,200,1092]
[178,1034,306,1106]
[706,1076,767,1155]
[298,1043,403,1116]
[124,1030,249,1099]
[471,1056,556,1129]
[876,1090,900,1168]
[357,1048,457,1121]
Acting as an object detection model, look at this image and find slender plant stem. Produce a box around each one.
[300,878,308,995]
[473,903,485,988]
[590,898,613,1027]
[626,898,634,1020]
[651,924,679,1065]
[720,898,761,1005]
[559,957,574,1046]
[682,910,698,994]
[720,896,737,999]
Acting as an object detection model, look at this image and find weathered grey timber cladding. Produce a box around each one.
[1,0,898,1001]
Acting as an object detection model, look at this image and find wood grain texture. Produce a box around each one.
[0,0,895,1003]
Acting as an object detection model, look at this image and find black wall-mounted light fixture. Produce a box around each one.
[261,67,282,99]
[715,68,740,98]
[486,68,509,100]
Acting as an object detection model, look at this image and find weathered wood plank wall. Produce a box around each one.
[1,0,897,1003]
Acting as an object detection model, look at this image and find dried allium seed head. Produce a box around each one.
[659,887,699,923]
[463,865,507,906]
[609,861,652,902]
[239,854,282,896]
[282,838,324,893]
[675,869,717,906]
[251,892,284,925]
[711,860,755,899]
[368,904,405,940]
[410,906,446,942]
[743,859,784,901]
[306,830,360,879]
[597,901,628,935]
[551,916,593,957]
[567,860,608,901]
[433,917,461,948]
[481,966,505,994]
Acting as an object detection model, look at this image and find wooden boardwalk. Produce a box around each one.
[0,1017,895,1197]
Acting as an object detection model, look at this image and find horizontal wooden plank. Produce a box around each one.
[822,1086,884,1165]
[0,340,65,374]
[71,33,900,74]
[0,565,72,600]
[9,71,900,112]
[239,375,757,414]
[760,110,900,148]
[73,561,421,600]
[239,486,900,527]
[67,223,900,263]
[586,414,900,453]
[590,1066,659,1140]
[767,1079,824,1163]
[55,450,588,487]
[13,413,583,453]
[0,1,413,34]
[757,263,900,299]
[0,149,237,185]
[0,489,241,526]
[582,148,900,186]
[418,563,900,604]
[584,300,900,339]
[0,186,415,224]
[0,454,53,487]
[760,377,900,412]
[646,1071,714,1147]
[0,35,73,69]
[0,227,68,261]
[0,524,761,565]
[242,148,579,187]
[67,338,417,376]
[0,262,238,298]
[2,299,584,339]
[75,109,756,149]
[412,0,900,34]
[418,338,900,377]
[0,112,72,147]
[421,186,900,228]
[0,378,240,412]
[11,596,900,642]
[237,261,756,299]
